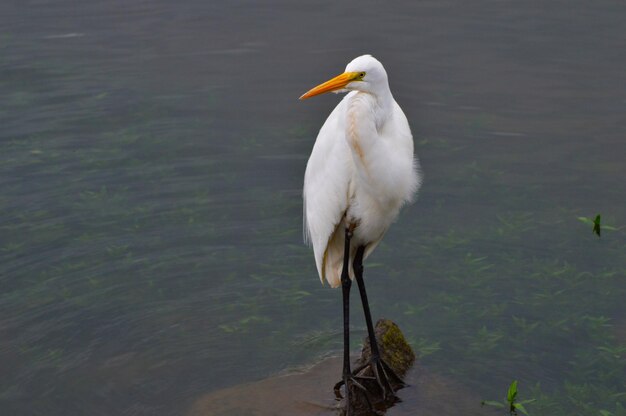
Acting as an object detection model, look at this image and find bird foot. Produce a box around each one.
[334,374,380,415]
[352,355,405,400]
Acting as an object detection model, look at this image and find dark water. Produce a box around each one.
[1,1,625,415]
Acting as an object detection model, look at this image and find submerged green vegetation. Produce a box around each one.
[2,30,625,416]
[2,103,625,414]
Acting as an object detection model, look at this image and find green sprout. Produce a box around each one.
[482,380,536,415]
[593,214,602,237]
[577,214,620,238]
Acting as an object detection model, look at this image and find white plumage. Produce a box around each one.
[302,55,421,288]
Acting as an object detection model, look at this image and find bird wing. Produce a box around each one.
[303,96,353,287]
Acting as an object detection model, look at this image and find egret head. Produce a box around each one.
[299,54,389,100]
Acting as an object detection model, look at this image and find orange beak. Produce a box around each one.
[299,72,362,100]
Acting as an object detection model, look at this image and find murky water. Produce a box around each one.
[1,1,625,415]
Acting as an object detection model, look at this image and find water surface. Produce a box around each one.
[1,1,625,415]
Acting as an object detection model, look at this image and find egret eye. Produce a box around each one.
[359,72,366,78]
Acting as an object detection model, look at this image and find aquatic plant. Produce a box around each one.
[482,380,536,415]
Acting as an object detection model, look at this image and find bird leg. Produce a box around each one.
[333,229,376,415]
[352,245,405,399]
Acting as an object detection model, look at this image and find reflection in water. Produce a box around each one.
[0,0,625,415]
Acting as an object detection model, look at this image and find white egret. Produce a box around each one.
[300,55,421,410]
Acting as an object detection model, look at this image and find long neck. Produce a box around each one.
[370,81,394,127]
[345,90,394,186]
[348,87,394,133]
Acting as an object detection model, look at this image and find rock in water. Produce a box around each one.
[188,320,494,416]
[356,319,416,379]
[343,319,416,415]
